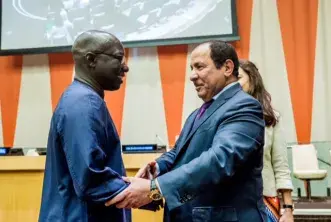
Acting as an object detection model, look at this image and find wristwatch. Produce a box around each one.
[149,179,163,201]
[283,204,294,211]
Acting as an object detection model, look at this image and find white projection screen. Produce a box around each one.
[0,0,238,55]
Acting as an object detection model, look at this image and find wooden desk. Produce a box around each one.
[0,154,163,222]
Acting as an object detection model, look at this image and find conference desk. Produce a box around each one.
[0,154,163,222]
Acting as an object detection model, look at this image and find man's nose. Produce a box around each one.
[190,71,198,81]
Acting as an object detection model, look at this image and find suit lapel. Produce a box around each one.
[191,98,227,135]
[175,83,242,158]
[176,109,199,148]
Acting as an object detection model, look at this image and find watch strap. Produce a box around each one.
[283,204,293,210]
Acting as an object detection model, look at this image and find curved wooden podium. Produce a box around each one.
[0,154,163,222]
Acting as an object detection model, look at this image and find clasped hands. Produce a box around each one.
[104,161,158,209]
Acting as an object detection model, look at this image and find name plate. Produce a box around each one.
[122,144,158,153]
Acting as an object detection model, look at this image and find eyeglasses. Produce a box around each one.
[86,52,124,62]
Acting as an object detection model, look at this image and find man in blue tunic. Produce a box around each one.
[39,30,131,222]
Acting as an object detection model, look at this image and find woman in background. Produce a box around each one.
[238,60,294,222]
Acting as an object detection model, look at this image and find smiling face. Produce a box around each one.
[189,43,235,102]
[91,42,129,91]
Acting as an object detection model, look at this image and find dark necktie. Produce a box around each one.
[196,99,214,119]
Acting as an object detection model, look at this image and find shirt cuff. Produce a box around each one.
[276,179,293,191]
[155,163,160,176]
[155,178,163,195]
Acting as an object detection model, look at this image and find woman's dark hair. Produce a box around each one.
[239,59,278,127]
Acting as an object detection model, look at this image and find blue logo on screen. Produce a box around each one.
[122,144,157,153]
[125,146,154,151]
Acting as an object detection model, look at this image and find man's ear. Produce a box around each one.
[85,52,96,68]
[224,59,234,77]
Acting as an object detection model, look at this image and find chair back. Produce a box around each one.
[292,144,319,171]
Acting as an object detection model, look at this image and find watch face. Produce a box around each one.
[283,204,294,210]
[151,191,162,201]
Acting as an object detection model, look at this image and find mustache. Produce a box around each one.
[194,82,203,87]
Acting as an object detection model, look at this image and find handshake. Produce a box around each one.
[104,161,163,210]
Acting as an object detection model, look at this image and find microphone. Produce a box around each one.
[155,134,166,145]
[155,134,168,152]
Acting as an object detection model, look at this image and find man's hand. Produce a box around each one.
[105,177,152,209]
[279,209,294,222]
[135,161,158,179]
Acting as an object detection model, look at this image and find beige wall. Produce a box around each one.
[0,0,330,150]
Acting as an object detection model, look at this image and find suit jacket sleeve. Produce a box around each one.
[156,111,197,175]
[156,99,265,211]
[155,145,178,175]
[58,96,128,203]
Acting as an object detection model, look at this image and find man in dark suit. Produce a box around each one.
[106,41,267,221]
[39,30,131,222]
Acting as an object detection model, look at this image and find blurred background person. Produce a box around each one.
[238,59,294,222]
